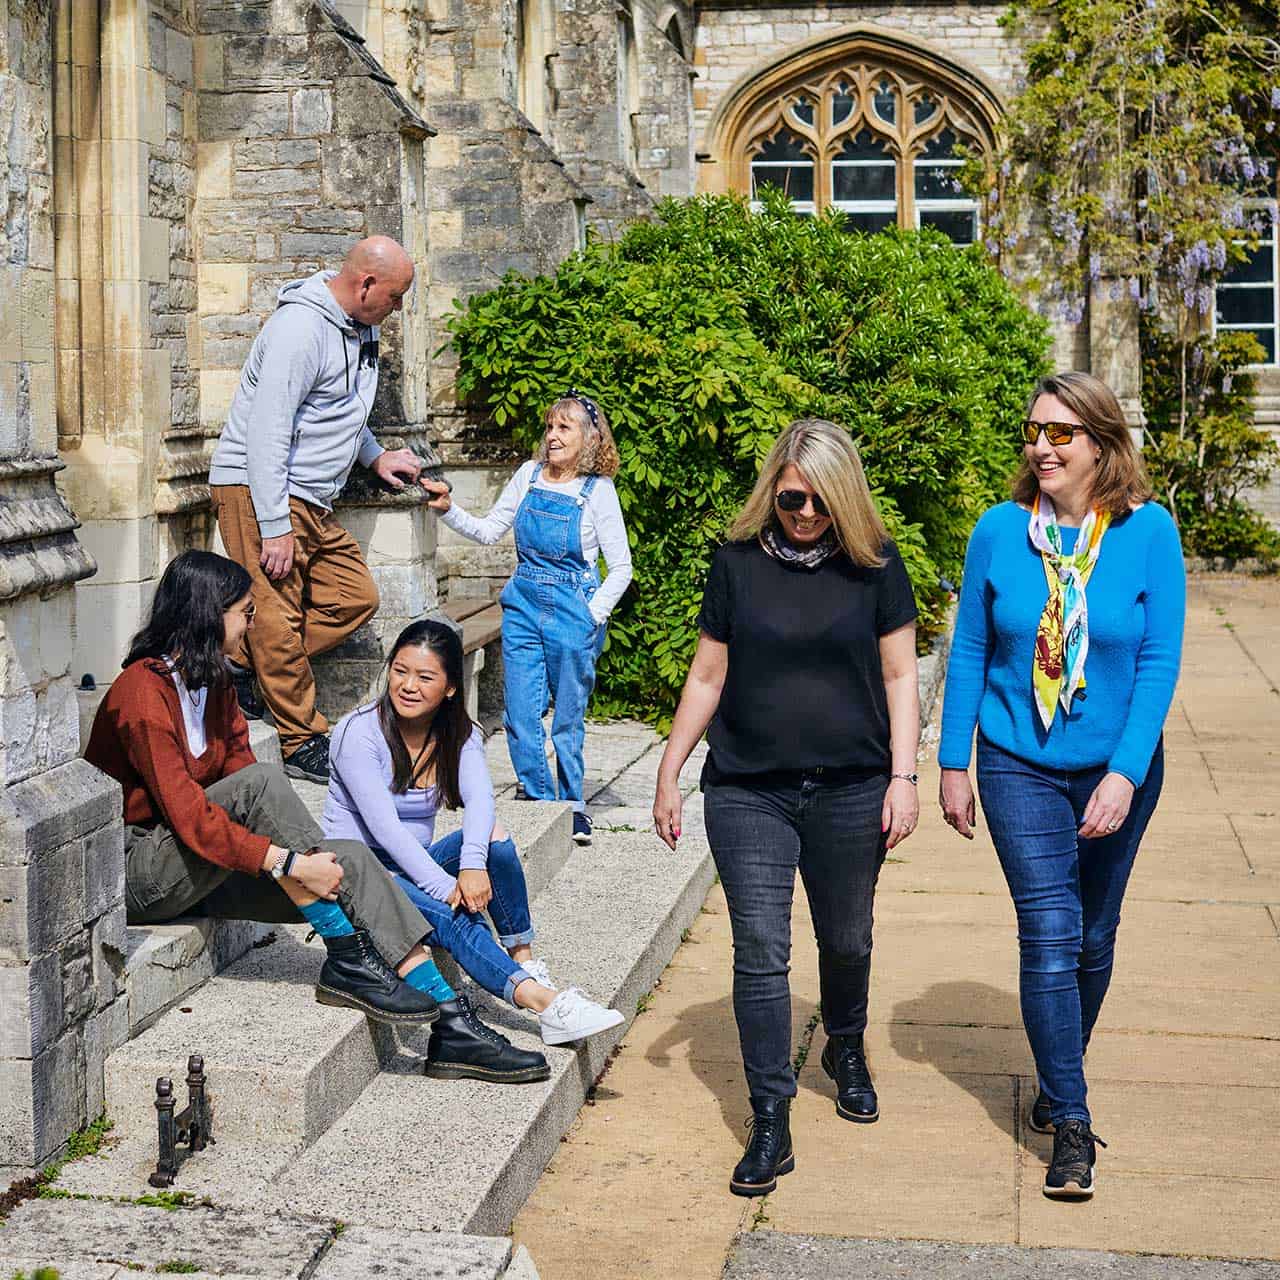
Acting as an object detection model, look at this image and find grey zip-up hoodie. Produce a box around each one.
[209,271,384,538]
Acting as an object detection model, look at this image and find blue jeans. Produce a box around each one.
[371,832,536,1006]
[704,769,889,1102]
[501,566,605,813]
[977,736,1164,1126]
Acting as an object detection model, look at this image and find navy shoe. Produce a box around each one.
[284,733,330,784]
[228,662,264,721]
[572,812,592,846]
[1029,1088,1054,1134]
[1043,1119,1106,1200]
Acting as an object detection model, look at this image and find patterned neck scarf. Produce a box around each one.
[1028,494,1111,731]
[760,522,840,569]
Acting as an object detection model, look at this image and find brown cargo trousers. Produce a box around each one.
[211,484,378,758]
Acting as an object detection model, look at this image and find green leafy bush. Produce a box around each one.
[447,193,1050,723]
[1141,328,1280,562]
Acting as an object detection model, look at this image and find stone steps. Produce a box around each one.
[0,1198,540,1278]
[53,823,714,1241]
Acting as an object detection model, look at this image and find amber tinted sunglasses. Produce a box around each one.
[1020,420,1091,446]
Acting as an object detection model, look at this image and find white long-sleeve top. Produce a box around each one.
[442,460,633,624]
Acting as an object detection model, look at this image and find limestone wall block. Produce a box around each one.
[198,89,291,140]
[197,139,233,196]
[232,165,321,200]
[0,952,63,1059]
[82,994,128,1121]
[0,364,18,458]
[292,87,333,136]
[103,279,149,351]
[21,271,54,361]
[82,823,125,924]
[167,29,195,88]
[197,263,249,315]
[0,1024,86,1168]
[199,368,240,426]
[224,34,312,87]
[0,839,87,962]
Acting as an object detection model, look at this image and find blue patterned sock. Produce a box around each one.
[403,957,456,1003]
[298,900,354,938]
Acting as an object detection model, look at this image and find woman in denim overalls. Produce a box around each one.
[423,393,633,844]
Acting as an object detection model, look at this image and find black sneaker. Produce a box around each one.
[284,733,330,784]
[315,929,440,1025]
[424,995,551,1084]
[730,1097,794,1197]
[821,1035,879,1123]
[228,662,264,721]
[572,812,592,846]
[1043,1118,1106,1200]
[1029,1088,1054,1134]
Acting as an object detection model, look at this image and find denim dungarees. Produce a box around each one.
[499,466,606,812]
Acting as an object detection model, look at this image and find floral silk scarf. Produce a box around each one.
[1028,494,1111,732]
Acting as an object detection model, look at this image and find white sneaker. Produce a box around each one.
[538,987,625,1046]
[521,957,557,990]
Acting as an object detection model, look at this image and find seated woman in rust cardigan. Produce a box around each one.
[84,550,458,1027]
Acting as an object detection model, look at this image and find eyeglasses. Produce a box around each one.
[775,489,829,516]
[1020,420,1090,447]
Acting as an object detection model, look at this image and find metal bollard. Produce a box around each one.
[149,1054,214,1187]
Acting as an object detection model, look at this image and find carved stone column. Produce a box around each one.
[0,2,127,1176]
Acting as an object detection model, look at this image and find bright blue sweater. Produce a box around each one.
[938,501,1185,787]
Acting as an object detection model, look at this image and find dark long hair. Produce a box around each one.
[377,619,474,806]
[124,550,252,690]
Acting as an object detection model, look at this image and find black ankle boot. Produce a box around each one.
[425,995,551,1084]
[730,1097,794,1197]
[821,1035,879,1123]
[315,930,440,1025]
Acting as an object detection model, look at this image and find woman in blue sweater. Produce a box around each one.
[938,372,1184,1202]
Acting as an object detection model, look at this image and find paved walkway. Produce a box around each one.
[513,575,1280,1277]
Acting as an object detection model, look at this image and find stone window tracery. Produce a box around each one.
[737,60,991,243]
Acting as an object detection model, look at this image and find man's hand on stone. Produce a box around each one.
[260,531,295,580]
[372,448,422,491]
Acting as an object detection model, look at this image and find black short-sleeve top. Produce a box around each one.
[696,537,918,778]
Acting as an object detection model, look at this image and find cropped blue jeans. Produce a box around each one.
[371,830,535,1006]
[977,735,1164,1126]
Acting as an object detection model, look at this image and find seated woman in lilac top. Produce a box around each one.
[325,619,623,1076]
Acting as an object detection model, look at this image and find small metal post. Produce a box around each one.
[149,1078,177,1187]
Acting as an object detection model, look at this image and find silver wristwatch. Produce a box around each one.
[269,849,298,880]
[891,772,920,785]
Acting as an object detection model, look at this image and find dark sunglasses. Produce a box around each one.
[1020,420,1090,446]
[775,489,829,516]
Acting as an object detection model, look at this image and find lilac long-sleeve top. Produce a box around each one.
[323,705,496,902]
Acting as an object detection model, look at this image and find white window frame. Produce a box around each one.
[830,155,897,229]
[750,160,816,215]
[1215,199,1279,367]
[912,153,980,245]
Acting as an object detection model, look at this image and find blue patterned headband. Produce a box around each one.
[561,388,600,432]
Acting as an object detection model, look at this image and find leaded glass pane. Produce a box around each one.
[841,210,898,235]
[1222,240,1275,286]
[873,80,897,125]
[792,96,815,125]
[1215,287,1274,326]
[755,129,810,162]
[913,94,939,126]
[832,82,855,126]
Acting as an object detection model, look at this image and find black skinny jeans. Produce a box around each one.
[704,769,889,1102]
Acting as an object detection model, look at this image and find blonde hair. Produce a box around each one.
[728,418,888,567]
[537,396,621,478]
[1012,371,1152,517]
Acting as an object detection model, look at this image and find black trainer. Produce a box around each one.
[1043,1118,1106,1200]
[228,662,264,721]
[572,812,593,846]
[1029,1088,1053,1134]
[424,995,551,1084]
[821,1035,879,1123]
[315,929,440,1025]
[284,733,330,784]
[730,1097,794,1197]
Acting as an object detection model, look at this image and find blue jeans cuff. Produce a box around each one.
[499,926,536,948]
[504,966,534,1006]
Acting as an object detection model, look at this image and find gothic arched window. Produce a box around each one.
[719,40,999,244]
[617,1,641,170]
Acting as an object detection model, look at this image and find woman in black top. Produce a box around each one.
[653,418,920,1197]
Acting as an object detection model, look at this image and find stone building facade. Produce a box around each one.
[2,0,1278,1173]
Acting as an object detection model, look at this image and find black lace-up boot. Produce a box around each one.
[729,1097,794,1197]
[821,1035,879,1123]
[425,995,551,1084]
[1043,1118,1106,1199]
[315,929,439,1025]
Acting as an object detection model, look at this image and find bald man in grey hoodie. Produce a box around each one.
[210,237,422,783]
